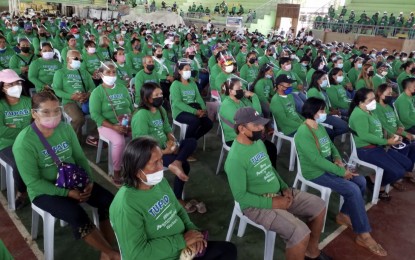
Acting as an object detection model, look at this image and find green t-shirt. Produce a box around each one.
[253,78,274,103]
[397,72,414,93]
[28,58,62,92]
[0,47,15,69]
[349,107,388,148]
[394,92,415,129]
[109,179,197,260]
[219,95,262,142]
[295,123,345,180]
[53,67,96,105]
[307,87,330,113]
[89,84,133,126]
[131,108,172,148]
[326,84,350,110]
[270,94,303,135]
[0,96,32,150]
[373,102,407,137]
[82,52,102,76]
[134,70,160,105]
[224,140,288,210]
[9,53,37,75]
[13,123,93,201]
[126,51,145,74]
[372,74,386,91]
[170,80,206,119]
[240,64,259,85]
[276,70,303,92]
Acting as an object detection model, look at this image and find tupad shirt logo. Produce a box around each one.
[250,152,266,165]
[148,195,170,217]
[42,141,69,156]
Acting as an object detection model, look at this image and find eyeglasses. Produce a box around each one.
[33,106,63,117]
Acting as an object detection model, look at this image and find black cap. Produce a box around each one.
[275,74,297,86]
[234,107,269,126]
[376,62,388,69]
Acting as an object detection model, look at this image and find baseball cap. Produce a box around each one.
[0,69,24,83]
[234,107,269,126]
[275,74,297,86]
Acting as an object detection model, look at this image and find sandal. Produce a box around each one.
[187,155,197,162]
[189,199,207,214]
[184,202,197,213]
[405,173,415,183]
[111,176,123,187]
[378,191,392,201]
[86,136,99,147]
[392,182,406,191]
[355,237,388,257]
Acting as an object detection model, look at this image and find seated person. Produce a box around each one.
[326,68,351,117]
[110,137,237,259]
[295,98,387,257]
[13,91,119,259]
[224,107,331,260]
[394,78,415,134]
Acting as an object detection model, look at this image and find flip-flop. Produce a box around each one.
[184,202,197,213]
[378,191,392,201]
[356,237,388,257]
[189,199,207,214]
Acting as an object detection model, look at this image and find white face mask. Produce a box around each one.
[202,40,208,44]
[402,57,408,62]
[366,100,377,111]
[321,79,329,88]
[225,65,234,73]
[42,51,54,60]
[318,64,324,70]
[336,63,344,69]
[182,70,191,80]
[102,75,117,86]
[87,47,96,54]
[381,71,388,77]
[140,169,164,186]
[336,76,344,83]
[284,64,292,71]
[118,41,124,46]
[6,85,22,98]
[70,60,81,70]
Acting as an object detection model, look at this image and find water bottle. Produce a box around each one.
[121,114,129,126]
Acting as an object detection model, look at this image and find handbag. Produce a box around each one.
[77,70,90,115]
[31,123,90,190]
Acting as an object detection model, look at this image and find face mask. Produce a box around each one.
[38,115,61,129]
[148,42,153,46]
[6,85,22,98]
[146,64,155,72]
[316,113,327,123]
[87,47,96,54]
[12,26,18,32]
[249,58,257,64]
[318,64,324,70]
[336,76,344,83]
[366,100,377,111]
[153,53,162,59]
[74,34,79,39]
[411,68,415,74]
[283,86,293,95]
[121,30,126,35]
[118,41,124,46]
[301,62,308,67]
[368,71,374,77]
[402,57,408,62]
[212,36,216,40]
[247,129,262,142]
[188,54,195,60]
[70,60,81,70]
[254,44,258,47]
[383,96,393,105]
[117,55,126,63]
[134,45,141,51]
[182,70,191,80]
[225,65,234,73]
[20,46,30,53]
[284,64,292,71]
[370,54,376,58]
[381,71,388,77]
[357,63,362,69]
[234,89,244,100]
[321,79,328,88]
[140,169,164,186]
[42,52,54,60]
[202,40,208,44]
[336,63,344,69]
[152,97,164,107]
[102,75,117,85]
[175,41,180,44]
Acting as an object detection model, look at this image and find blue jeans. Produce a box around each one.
[357,147,410,186]
[312,173,371,234]
[324,115,349,140]
[176,112,213,140]
[394,141,415,168]
[163,138,197,199]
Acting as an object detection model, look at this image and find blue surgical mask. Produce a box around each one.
[283,86,293,95]
[321,79,328,88]
[316,113,327,123]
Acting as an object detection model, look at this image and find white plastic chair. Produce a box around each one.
[53,49,62,63]
[62,112,91,136]
[31,203,99,260]
[225,201,277,260]
[349,134,389,204]
[96,135,114,177]
[29,88,36,97]
[216,117,231,175]
[0,157,15,210]
[271,116,296,171]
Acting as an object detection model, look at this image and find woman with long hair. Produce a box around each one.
[252,63,275,118]
[355,63,374,90]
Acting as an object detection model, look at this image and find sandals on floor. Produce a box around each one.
[378,191,392,201]
[189,199,207,214]
[355,237,388,257]
[184,202,197,213]
[392,182,406,191]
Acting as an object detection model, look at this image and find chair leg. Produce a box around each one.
[203,135,206,151]
[216,147,225,175]
[264,231,276,260]
[276,138,282,154]
[96,139,103,164]
[288,143,296,172]
[293,176,299,189]
[237,218,248,237]
[91,207,100,227]
[372,169,384,205]
[108,142,114,176]
[43,214,56,260]
[31,209,40,239]
[225,211,237,241]
[0,166,6,191]
[321,190,332,233]
[341,133,347,143]
[6,166,15,210]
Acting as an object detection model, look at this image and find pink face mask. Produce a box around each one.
[39,115,61,129]
[117,55,126,63]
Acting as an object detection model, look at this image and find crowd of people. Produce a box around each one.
[314,5,415,38]
[1,7,415,259]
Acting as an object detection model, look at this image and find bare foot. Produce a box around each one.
[336,213,353,229]
[356,235,387,256]
[168,162,189,181]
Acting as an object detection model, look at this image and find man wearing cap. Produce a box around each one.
[372,62,388,91]
[271,74,304,136]
[225,107,330,260]
[134,55,160,105]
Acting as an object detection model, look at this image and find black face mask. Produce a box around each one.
[247,129,263,142]
[20,47,30,53]
[383,96,394,105]
[39,33,46,37]
[368,71,374,77]
[234,89,244,100]
[411,68,415,74]
[156,53,163,59]
[146,64,155,72]
[152,97,164,107]
[188,54,195,60]
[175,41,180,45]
[249,58,257,64]
[134,45,141,51]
